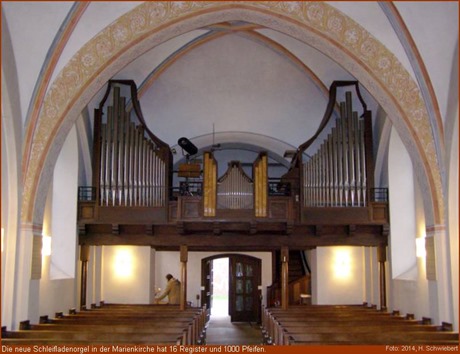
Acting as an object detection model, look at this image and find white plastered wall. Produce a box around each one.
[387,126,431,320]
[311,246,367,305]
[390,177,430,319]
[363,247,380,307]
[155,251,272,307]
[1,11,23,329]
[37,126,80,319]
[447,113,458,330]
[445,44,458,331]
[50,126,79,280]
[388,127,417,281]
[91,248,272,306]
[101,246,152,304]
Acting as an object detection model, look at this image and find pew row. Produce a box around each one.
[262,305,459,345]
[2,304,208,345]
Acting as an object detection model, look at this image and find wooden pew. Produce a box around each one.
[262,305,459,345]
[2,330,184,344]
[1,338,180,345]
[56,305,207,345]
[287,331,459,345]
[275,322,453,345]
[4,303,208,346]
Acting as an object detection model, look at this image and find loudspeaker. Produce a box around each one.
[178,137,198,156]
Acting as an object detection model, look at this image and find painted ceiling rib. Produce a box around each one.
[379,2,446,193]
[22,2,89,180]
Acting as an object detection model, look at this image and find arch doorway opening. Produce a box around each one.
[201,254,261,323]
[210,257,230,317]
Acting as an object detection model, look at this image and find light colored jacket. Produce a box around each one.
[156,278,181,304]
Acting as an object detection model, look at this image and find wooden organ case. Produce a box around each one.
[78,80,172,226]
[78,80,389,251]
[290,80,389,226]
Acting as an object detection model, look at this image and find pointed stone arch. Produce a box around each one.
[23,1,443,228]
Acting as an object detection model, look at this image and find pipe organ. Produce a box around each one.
[303,92,367,207]
[78,79,388,244]
[217,161,254,209]
[297,82,373,209]
[200,152,270,218]
[77,79,389,306]
[93,81,171,209]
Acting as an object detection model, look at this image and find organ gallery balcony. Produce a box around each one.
[77,80,389,250]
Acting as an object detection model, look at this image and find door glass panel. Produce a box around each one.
[236,295,244,311]
[245,296,253,311]
[229,257,260,322]
[236,262,243,277]
[245,264,253,277]
[236,279,243,294]
[245,279,253,293]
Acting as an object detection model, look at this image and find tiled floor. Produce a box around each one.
[205,315,263,345]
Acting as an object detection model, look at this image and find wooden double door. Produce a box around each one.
[202,254,261,323]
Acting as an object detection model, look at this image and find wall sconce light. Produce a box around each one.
[114,249,133,278]
[333,249,351,279]
[42,235,52,257]
[416,237,426,258]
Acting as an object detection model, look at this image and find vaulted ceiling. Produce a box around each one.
[2,2,458,223]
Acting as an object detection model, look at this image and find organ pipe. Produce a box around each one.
[93,81,171,208]
[217,162,253,210]
[302,86,371,208]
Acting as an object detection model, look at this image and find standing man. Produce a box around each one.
[155,274,181,305]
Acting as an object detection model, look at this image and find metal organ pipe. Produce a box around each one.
[217,163,253,209]
[303,91,368,207]
[352,112,360,207]
[327,133,334,206]
[332,127,339,206]
[360,119,367,206]
[100,122,107,206]
[128,122,135,206]
[97,86,167,208]
[118,99,126,205]
[122,111,130,206]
